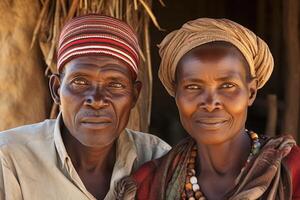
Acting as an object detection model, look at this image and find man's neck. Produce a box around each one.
[62,128,116,171]
[61,126,117,199]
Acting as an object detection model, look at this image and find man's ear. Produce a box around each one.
[49,74,61,105]
[131,80,142,108]
[248,78,258,106]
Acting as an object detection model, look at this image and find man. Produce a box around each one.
[0,14,170,200]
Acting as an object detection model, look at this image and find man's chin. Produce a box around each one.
[76,128,119,147]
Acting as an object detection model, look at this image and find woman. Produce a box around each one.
[116,18,300,200]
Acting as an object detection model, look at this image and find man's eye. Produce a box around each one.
[220,83,235,89]
[71,78,89,85]
[109,82,124,88]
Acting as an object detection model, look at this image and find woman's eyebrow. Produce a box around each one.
[215,72,243,81]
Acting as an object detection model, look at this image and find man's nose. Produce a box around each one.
[84,86,109,109]
[199,90,222,112]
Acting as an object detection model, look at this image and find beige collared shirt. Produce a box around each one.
[0,115,170,200]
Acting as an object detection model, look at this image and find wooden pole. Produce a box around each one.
[265,94,277,137]
[282,0,300,141]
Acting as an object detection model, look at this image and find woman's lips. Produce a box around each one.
[195,118,229,130]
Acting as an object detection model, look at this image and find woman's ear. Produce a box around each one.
[49,74,61,105]
[248,78,258,106]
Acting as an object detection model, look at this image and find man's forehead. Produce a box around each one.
[68,55,126,66]
[63,56,132,77]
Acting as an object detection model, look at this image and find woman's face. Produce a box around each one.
[175,45,257,145]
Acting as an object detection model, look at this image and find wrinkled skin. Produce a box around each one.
[175,44,257,145]
[50,56,141,148]
[175,43,258,200]
[49,55,141,199]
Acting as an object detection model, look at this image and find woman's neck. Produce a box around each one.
[195,130,252,200]
[196,131,251,176]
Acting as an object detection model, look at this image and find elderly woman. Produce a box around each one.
[116,18,300,200]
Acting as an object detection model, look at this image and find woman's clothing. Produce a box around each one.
[116,135,300,200]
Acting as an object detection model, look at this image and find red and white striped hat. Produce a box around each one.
[57,14,140,79]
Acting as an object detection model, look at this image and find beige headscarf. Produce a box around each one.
[158,18,274,96]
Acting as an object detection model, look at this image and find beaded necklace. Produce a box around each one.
[181,130,261,200]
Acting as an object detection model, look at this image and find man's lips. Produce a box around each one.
[80,116,112,129]
[80,116,112,123]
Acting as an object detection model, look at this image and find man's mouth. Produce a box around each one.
[80,116,112,129]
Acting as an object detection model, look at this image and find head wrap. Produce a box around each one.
[57,14,140,79]
[158,18,274,96]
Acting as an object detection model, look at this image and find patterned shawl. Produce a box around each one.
[116,135,296,200]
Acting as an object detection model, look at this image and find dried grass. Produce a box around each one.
[33,0,162,75]
[33,0,163,130]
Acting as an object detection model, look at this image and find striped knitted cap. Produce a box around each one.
[57,14,140,78]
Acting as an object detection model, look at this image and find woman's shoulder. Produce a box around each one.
[284,145,300,198]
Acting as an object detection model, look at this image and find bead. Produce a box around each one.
[199,197,206,200]
[252,148,260,155]
[187,170,194,176]
[185,183,193,191]
[190,151,197,157]
[187,163,195,169]
[188,169,196,175]
[253,142,261,149]
[195,191,203,199]
[190,176,197,184]
[188,197,196,200]
[250,132,258,140]
[192,184,200,191]
[192,145,197,150]
[189,158,196,163]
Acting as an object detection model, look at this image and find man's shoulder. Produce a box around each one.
[0,119,56,147]
[125,129,171,162]
[126,129,170,151]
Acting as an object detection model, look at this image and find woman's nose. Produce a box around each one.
[199,90,222,112]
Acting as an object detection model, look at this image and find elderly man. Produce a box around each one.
[0,14,170,200]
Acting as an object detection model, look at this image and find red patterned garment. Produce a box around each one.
[116,136,300,200]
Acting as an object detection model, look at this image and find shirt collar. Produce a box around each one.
[106,128,138,198]
[53,113,69,168]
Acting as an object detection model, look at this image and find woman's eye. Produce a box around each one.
[220,83,235,89]
[186,84,201,90]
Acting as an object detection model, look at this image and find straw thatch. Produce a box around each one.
[0,0,51,131]
[32,0,164,131]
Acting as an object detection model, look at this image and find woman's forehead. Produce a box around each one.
[176,42,251,80]
[178,54,245,77]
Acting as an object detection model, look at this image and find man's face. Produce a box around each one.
[50,56,141,148]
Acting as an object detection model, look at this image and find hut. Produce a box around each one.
[0,0,299,145]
